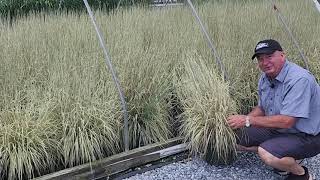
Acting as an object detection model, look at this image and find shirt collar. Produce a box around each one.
[275,60,288,83]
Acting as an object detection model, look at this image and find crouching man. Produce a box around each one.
[227,39,320,180]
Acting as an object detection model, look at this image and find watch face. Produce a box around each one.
[245,116,250,127]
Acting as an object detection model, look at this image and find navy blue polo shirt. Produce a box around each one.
[258,60,320,135]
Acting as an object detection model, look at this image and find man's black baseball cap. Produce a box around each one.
[251,39,283,60]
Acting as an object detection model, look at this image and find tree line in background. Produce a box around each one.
[0,0,215,22]
[0,0,152,19]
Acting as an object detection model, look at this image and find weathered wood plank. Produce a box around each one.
[158,143,187,158]
[74,143,188,179]
[34,137,184,180]
[112,151,189,180]
[74,153,161,180]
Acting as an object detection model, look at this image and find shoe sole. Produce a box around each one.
[309,174,315,180]
[276,171,289,176]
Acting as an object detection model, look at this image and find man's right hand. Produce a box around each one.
[227,115,247,129]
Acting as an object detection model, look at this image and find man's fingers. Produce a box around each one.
[227,116,243,129]
[227,119,234,126]
[228,121,237,129]
[230,124,237,129]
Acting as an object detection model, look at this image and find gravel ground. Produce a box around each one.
[125,152,320,180]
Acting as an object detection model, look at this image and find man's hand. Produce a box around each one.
[227,115,247,129]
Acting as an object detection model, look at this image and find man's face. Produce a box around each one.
[256,51,286,79]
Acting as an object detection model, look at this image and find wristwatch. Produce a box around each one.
[245,116,251,127]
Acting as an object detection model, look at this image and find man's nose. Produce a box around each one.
[262,58,268,64]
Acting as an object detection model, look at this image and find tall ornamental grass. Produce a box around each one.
[0,102,60,180]
[99,8,178,149]
[0,12,123,179]
[175,53,238,165]
[58,95,122,167]
[0,6,181,179]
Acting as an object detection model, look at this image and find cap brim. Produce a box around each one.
[251,49,277,60]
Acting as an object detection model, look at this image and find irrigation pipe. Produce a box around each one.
[313,0,320,13]
[82,0,130,152]
[270,1,310,70]
[185,0,229,81]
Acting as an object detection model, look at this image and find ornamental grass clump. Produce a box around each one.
[59,97,122,167]
[118,35,174,149]
[103,8,177,149]
[123,64,173,149]
[125,88,173,149]
[0,11,124,173]
[0,103,60,180]
[175,53,238,165]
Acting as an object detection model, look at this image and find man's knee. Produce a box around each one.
[258,146,279,166]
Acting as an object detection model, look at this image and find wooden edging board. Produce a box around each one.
[111,151,190,180]
[33,137,186,180]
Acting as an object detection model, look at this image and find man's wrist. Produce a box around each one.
[245,116,251,127]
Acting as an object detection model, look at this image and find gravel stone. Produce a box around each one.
[125,152,320,180]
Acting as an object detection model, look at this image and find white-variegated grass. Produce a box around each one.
[175,52,238,165]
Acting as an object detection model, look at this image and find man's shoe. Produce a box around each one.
[273,169,290,176]
[273,159,304,176]
[284,166,314,180]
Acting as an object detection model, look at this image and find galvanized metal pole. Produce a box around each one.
[185,0,228,81]
[82,0,130,152]
[313,0,320,13]
[270,1,310,70]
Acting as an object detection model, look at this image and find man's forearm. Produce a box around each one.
[250,115,296,129]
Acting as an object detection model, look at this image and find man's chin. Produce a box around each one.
[263,68,272,72]
[264,70,276,78]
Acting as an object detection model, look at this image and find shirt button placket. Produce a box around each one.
[269,87,275,115]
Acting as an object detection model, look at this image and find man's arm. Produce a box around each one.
[249,115,296,128]
[227,114,296,129]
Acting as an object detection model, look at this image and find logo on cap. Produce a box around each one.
[255,43,269,50]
